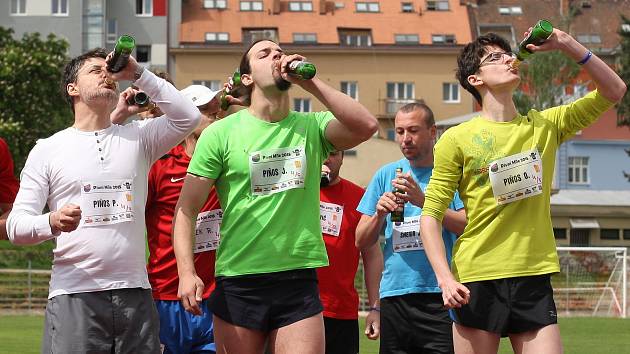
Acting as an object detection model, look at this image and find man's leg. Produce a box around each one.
[112,288,161,354]
[379,296,410,354]
[41,292,114,354]
[267,313,324,354]
[155,299,216,354]
[213,315,267,354]
[323,317,359,354]
[508,323,562,354]
[453,323,500,354]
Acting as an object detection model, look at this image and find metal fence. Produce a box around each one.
[0,262,50,313]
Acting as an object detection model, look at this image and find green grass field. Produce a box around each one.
[1,315,629,354]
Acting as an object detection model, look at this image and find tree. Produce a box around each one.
[0,27,71,174]
[513,51,581,115]
[513,9,582,115]
[617,15,630,127]
[616,16,630,181]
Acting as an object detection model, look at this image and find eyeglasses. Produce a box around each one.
[479,52,517,67]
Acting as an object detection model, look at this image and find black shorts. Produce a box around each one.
[451,274,558,337]
[208,268,323,332]
[323,317,359,354]
[380,293,454,354]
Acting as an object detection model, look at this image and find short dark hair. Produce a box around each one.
[236,39,277,104]
[455,33,512,106]
[61,48,108,112]
[398,102,435,127]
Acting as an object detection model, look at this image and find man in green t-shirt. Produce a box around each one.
[420,29,626,353]
[173,40,378,354]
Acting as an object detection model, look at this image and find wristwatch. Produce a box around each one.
[133,65,145,82]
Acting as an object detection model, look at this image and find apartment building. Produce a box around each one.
[1,0,169,71]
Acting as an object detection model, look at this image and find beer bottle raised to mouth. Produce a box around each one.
[287,61,316,80]
[107,35,135,73]
[220,70,243,111]
[391,167,405,223]
[512,20,553,67]
[126,91,151,107]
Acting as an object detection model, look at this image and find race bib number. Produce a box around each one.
[194,209,222,253]
[392,215,422,252]
[488,149,543,205]
[80,179,134,227]
[320,201,343,237]
[249,146,306,196]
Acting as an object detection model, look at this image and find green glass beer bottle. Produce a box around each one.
[126,91,151,107]
[107,35,136,73]
[391,167,405,223]
[220,70,243,111]
[287,61,316,80]
[512,20,553,67]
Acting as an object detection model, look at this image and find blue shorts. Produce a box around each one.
[155,299,216,354]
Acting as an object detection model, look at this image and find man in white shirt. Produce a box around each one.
[7,48,200,353]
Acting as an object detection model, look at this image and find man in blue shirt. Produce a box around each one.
[356,103,466,354]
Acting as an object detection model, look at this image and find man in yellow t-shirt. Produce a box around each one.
[420,29,626,353]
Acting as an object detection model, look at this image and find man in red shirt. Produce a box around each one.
[318,150,383,354]
[146,84,222,353]
[0,138,19,241]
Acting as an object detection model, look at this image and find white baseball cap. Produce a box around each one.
[181,84,221,107]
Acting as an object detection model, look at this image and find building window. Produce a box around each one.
[394,34,419,44]
[498,6,522,15]
[577,34,602,44]
[432,34,456,44]
[106,19,117,44]
[387,82,414,99]
[401,2,414,12]
[205,32,230,43]
[136,45,151,63]
[136,0,152,15]
[427,0,449,11]
[600,229,620,240]
[240,1,263,11]
[52,0,68,15]
[341,81,358,100]
[623,229,630,240]
[478,24,516,48]
[356,2,380,12]
[339,29,372,47]
[11,0,26,15]
[553,228,567,239]
[204,0,227,8]
[443,83,459,103]
[293,33,317,44]
[243,29,278,44]
[294,98,311,112]
[289,1,313,11]
[568,157,589,184]
[193,80,222,91]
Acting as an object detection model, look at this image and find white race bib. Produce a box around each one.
[488,149,543,205]
[320,201,343,237]
[80,179,134,227]
[249,146,306,196]
[392,215,422,252]
[194,209,222,253]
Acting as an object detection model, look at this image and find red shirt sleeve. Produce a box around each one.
[0,138,19,204]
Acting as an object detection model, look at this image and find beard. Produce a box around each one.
[274,75,292,91]
[82,87,118,106]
